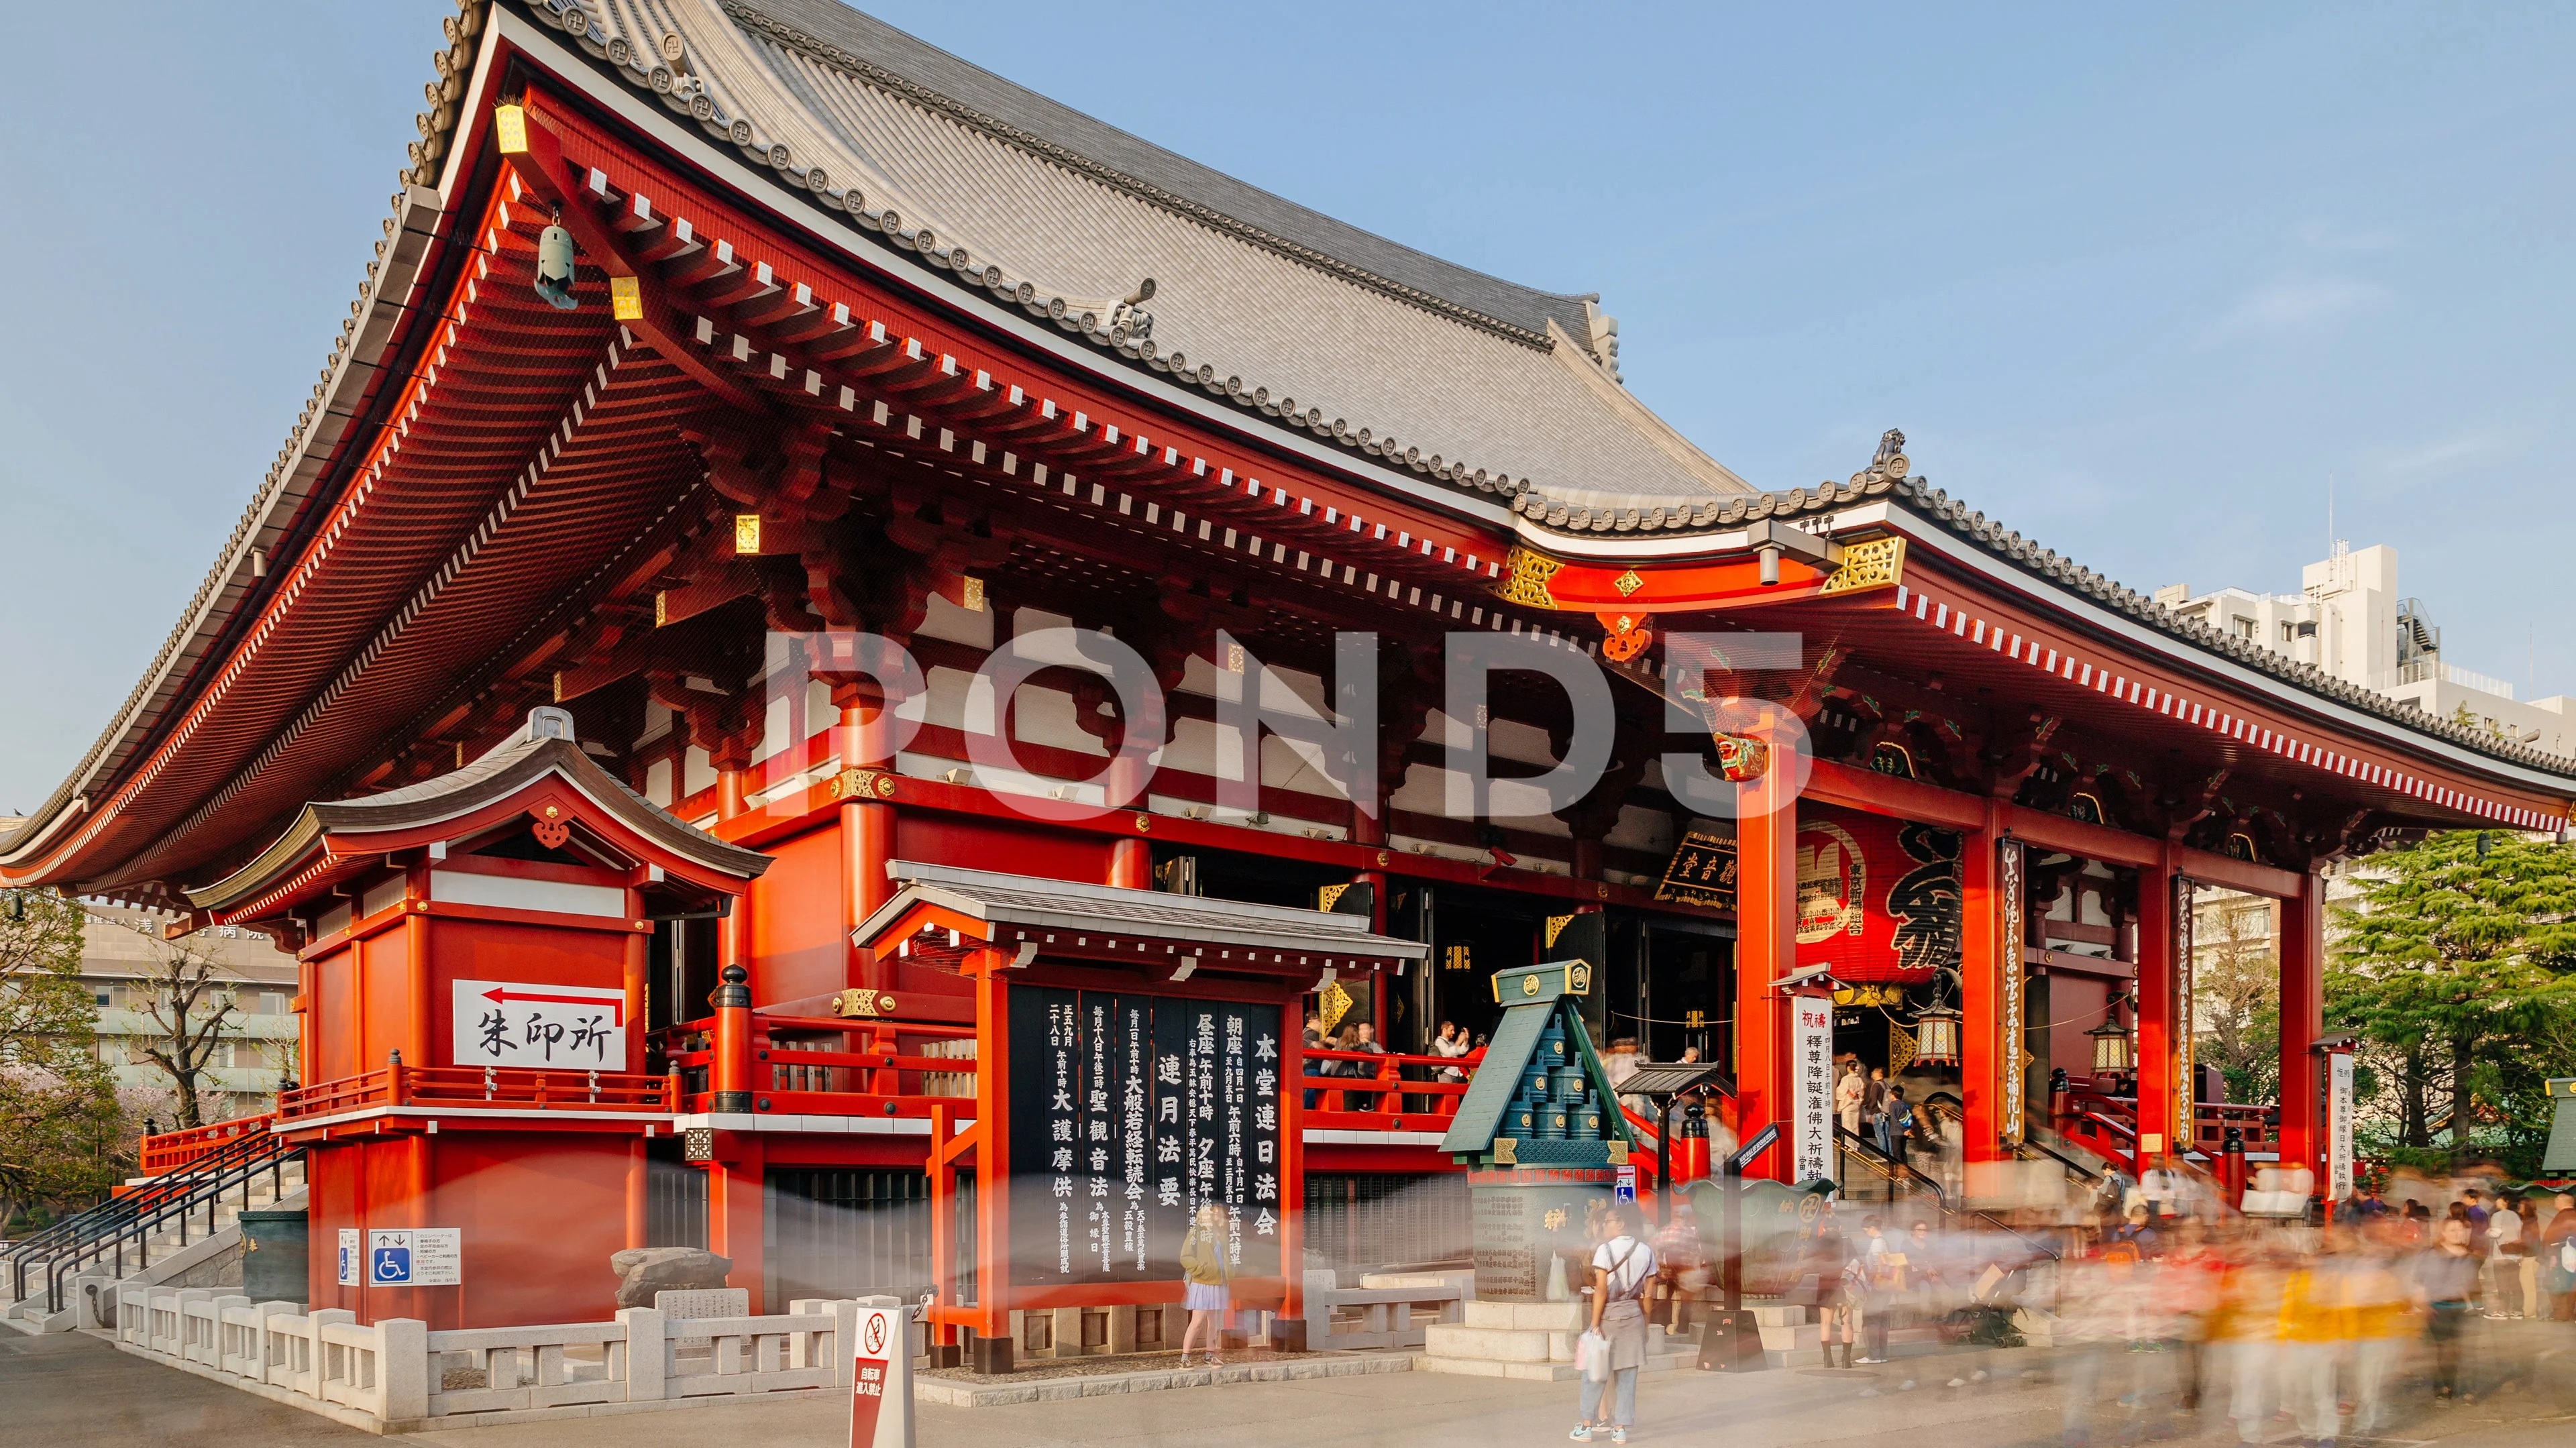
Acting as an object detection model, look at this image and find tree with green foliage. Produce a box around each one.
[0,889,125,1231]
[2195,891,2281,1107]
[2328,831,2576,1175]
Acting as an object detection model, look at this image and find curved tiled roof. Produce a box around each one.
[1522,466,2576,779]
[186,714,771,913]
[537,0,1754,511]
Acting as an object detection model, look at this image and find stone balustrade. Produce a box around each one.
[109,1283,865,1431]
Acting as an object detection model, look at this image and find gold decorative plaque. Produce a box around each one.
[1496,545,1564,609]
[1817,535,1907,596]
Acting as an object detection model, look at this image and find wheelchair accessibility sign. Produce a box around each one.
[366,1228,462,1286]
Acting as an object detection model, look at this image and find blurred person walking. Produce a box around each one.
[1652,1201,1707,1335]
[2540,1192,2576,1321]
[2277,1234,2349,1447]
[2413,1216,2483,1402]
[2484,1192,2526,1319]
[2344,1221,2418,1441]
[2216,1237,2288,1443]
[2154,1221,2224,1415]
[1178,1203,1234,1369]
[1856,1215,1899,1364]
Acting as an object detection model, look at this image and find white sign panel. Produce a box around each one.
[1792,994,1836,1184]
[337,1228,361,1286]
[847,1303,915,1448]
[367,1228,462,1286]
[451,978,627,1069]
[2328,1052,2357,1202]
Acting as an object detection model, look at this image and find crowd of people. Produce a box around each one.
[1555,1176,2575,1444]
[2050,1183,2576,1444]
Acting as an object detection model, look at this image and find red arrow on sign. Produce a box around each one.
[480,985,625,1027]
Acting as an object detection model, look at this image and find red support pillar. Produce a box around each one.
[405,907,433,1078]
[838,690,899,990]
[2277,869,2326,1178]
[1350,807,1389,1036]
[970,948,1013,1339]
[714,745,753,984]
[622,912,649,1075]
[2132,846,2181,1166]
[1960,803,2008,1164]
[710,964,753,1113]
[708,1137,765,1312]
[625,1135,648,1250]
[1108,756,1152,889]
[1731,748,1797,1180]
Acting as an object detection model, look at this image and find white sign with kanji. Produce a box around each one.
[2327,1052,2357,1202]
[1792,994,1835,1184]
[451,978,627,1069]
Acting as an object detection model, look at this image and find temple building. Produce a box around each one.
[5,0,2572,1352]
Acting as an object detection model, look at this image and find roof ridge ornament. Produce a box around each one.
[521,707,578,745]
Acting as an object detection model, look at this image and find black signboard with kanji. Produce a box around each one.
[1655,829,1737,910]
[1009,986,1283,1288]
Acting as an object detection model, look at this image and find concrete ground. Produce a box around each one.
[8,1327,2575,1447]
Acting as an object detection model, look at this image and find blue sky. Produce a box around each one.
[3,3,2570,814]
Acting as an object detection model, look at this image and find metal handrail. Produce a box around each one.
[38,1137,304,1314]
[1834,1120,1948,1206]
[1833,1123,2063,1267]
[5,1125,282,1300]
[2021,1133,2108,1184]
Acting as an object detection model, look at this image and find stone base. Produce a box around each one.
[1422,1306,1690,1377]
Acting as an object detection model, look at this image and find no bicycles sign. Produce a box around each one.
[848,1305,913,1448]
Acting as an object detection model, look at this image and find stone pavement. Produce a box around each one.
[9,1325,2575,1447]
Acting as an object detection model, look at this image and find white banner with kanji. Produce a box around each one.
[1792,994,1835,1184]
[451,978,627,1069]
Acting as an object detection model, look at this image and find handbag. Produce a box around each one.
[1576,1329,1611,1382]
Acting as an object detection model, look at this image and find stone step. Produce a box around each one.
[1415,1349,1695,1382]
[1426,1320,1688,1366]
[1462,1300,1586,1332]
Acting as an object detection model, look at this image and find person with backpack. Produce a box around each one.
[1876,1082,1912,1164]
[1570,1201,1657,1445]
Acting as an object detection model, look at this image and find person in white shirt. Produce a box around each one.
[2140,1154,2186,1221]
[1572,1203,1657,1445]
[2487,1196,2528,1319]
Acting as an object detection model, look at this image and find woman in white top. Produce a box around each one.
[1572,1202,1657,1445]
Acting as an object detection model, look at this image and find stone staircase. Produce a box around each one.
[1417,1300,1697,1380]
[1,1158,306,1335]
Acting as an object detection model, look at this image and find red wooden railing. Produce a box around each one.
[140,1113,276,1176]
[654,1010,979,1118]
[2051,1072,2278,1176]
[276,1064,674,1121]
[1299,1047,1484,1133]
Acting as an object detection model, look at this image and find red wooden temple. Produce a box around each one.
[7,1,2571,1345]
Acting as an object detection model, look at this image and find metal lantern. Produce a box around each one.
[1911,1001,1962,1066]
[535,223,579,310]
[2088,1011,2136,1073]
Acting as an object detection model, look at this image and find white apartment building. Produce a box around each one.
[76,905,301,1123]
[2155,543,2575,759]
